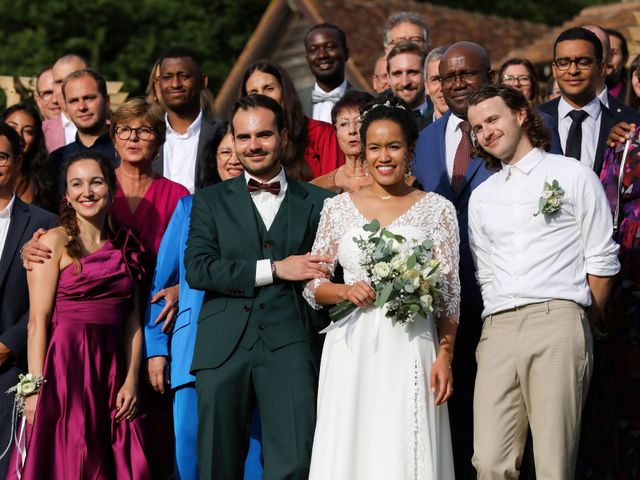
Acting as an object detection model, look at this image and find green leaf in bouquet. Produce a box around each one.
[422,239,433,250]
[329,300,358,322]
[363,219,380,233]
[375,281,394,307]
[404,283,415,293]
[406,254,417,270]
[425,261,441,277]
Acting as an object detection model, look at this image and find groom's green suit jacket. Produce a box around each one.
[185,175,334,373]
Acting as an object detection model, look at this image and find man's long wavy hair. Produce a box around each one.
[468,85,551,170]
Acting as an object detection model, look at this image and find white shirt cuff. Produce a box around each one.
[255,259,274,287]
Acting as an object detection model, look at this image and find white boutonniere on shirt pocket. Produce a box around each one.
[534,179,564,216]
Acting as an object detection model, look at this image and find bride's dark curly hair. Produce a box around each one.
[59,151,117,264]
[359,95,419,162]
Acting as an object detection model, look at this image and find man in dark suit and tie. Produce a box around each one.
[412,41,494,479]
[538,27,636,175]
[151,47,224,193]
[0,124,55,477]
[185,94,333,480]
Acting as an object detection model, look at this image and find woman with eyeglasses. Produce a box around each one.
[109,98,189,256]
[311,91,374,193]
[498,58,540,105]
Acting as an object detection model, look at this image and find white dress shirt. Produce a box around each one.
[61,112,78,146]
[245,168,288,287]
[468,148,620,318]
[558,96,602,169]
[312,80,347,123]
[444,113,465,181]
[162,111,203,193]
[0,194,16,257]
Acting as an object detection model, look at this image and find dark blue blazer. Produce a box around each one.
[412,110,562,310]
[538,93,640,175]
[0,197,56,371]
[412,111,491,310]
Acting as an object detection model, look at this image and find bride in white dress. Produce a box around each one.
[304,97,460,480]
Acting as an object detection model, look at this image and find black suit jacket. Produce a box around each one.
[0,197,56,371]
[152,112,224,191]
[538,94,640,175]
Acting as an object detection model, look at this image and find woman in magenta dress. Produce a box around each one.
[240,60,344,180]
[108,98,189,257]
[8,151,149,479]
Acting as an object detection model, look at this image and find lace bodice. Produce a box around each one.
[304,192,461,322]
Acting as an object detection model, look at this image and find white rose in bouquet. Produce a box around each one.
[373,262,392,279]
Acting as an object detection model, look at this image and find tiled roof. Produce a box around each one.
[214,0,552,115]
[503,1,640,65]
[310,0,551,76]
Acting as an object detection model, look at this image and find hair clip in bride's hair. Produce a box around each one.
[361,99,408,120]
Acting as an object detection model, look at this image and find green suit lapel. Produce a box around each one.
[285,177,313,255]
[226,177,263,257]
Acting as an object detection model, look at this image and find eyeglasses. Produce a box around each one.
[335,118,362,132]
[553,57,595,71]
[37,90,54,101]
[440,71,481,88]
[217,149,233,162]
[502,74,531,85]
[114,126,156,141]
[0,152,14,167]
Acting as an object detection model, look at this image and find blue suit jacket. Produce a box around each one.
[144,195,201,389]
[413,112,491,310]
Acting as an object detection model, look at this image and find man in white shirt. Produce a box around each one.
[299,24,351,122]
[467,84,620,479]
[151,47,223,193]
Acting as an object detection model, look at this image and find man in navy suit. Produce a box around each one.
[538,27,638,175]
[0,124,55,477]
[412,41,493,479]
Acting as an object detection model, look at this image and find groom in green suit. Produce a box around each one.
[185,94,334,480]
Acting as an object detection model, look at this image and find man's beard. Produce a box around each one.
[77,116,107,137]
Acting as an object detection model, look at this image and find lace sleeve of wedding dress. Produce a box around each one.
[431,198,461,323]
[303,195,344,310]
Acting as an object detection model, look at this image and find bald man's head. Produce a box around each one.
[438,41,493,118]
[52,54,91,111]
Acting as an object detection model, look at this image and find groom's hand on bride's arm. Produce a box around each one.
[274,253,333,281]
[21,228,52,270]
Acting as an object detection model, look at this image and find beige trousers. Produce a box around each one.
[472,300,593,480]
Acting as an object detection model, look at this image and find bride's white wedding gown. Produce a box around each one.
[304,192,460,480]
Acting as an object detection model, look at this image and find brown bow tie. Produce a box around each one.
[247,178,281,195]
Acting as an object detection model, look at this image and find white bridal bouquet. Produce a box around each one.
[330,219,445,325]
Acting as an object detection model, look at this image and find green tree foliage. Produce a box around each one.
[0,0,268,95]
[420,0,617,25]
